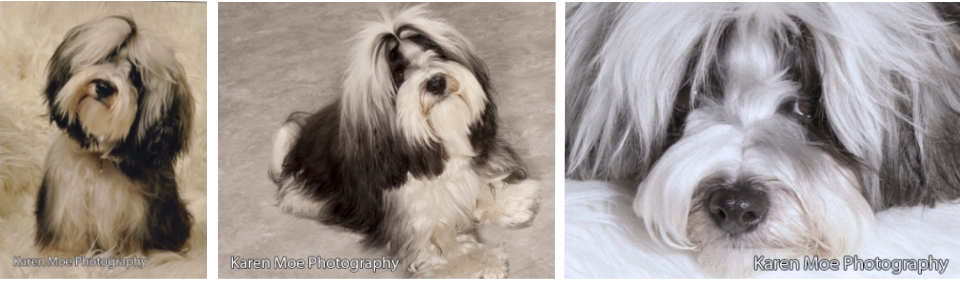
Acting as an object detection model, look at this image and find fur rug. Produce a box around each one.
[565,180,960,278]
[0,2,206,278]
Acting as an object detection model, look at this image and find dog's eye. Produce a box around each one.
[792,97,815,117]
[676,90,699,112]
[93,80,116,99]
[676,98,697,111]
[392,69,405,85]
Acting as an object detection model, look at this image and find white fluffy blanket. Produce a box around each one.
[565,180,960,278]
[0,2,207,278]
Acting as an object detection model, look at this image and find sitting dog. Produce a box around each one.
[36,16,194,256]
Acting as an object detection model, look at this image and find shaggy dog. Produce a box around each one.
[35,15,194,256]
[0,2,206,278]
[566,3,960,277]
[269,6,539,278]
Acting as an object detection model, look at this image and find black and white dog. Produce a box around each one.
[270,6,539,278]
[566,3,960,276]
[36,16,194,255]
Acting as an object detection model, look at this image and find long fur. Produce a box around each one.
[270,5,538,278]
[566,3,960,277]
[35,15,194,255]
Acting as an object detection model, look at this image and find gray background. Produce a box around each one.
[218,3,555,278]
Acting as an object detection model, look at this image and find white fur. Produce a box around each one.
[385,158,486,274]
[270,121,299,179]
[55,63,138,146]
[392,56,532,277]
[395,55,485,156]
[476,180,540,228]
[40,135,148,255]
[566,179,960,278]
[270,122,327,220]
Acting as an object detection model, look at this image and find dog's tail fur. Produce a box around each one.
[269,112,311,182]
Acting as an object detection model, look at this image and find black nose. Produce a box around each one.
[95,80,116,99]
[706,184,769,236]
[425,75,446,96]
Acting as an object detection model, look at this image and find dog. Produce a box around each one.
[35,16,194,256]
[566,3,960,277]
[269,6,539,278]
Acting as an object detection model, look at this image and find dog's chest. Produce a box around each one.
[43,135,148,248]
[388,158,481,226]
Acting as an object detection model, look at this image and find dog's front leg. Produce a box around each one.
[406,224,508,279]
[474,180,540,228]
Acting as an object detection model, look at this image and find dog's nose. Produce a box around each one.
[707,185,769,236]
[95,80,116,99]
[425,75,446,96]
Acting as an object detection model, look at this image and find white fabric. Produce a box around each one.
[565,179,960,278]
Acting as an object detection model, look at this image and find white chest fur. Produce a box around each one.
[41,134,148,254]
[387,158,480,232]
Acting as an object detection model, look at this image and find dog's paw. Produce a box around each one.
[276,185,326,220]
[463,246,509,279]
[414,245,508,279]
[476,180,540,227]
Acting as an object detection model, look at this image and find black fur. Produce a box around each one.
[876,75,960,208]
[33,176,54,249]
[44,28,99,149]
[281,104,404,247]
[875,4,960,208]
[110,72,192,180]
[141,165,192,251]
[934,3,960,29]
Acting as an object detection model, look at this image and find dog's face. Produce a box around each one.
[566,3,960,276]
[635,13,873,275]
[45,16,192,169]
[339,6,493,179]
[392,47,486,159]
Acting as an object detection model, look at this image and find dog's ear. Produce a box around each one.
[876,53,960,208]
[890,4,960,206]
[818,4,960,208]
[44,28,79,129]
[111,32,194,178]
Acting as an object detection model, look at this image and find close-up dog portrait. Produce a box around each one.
[219,3,554,278]
[565,3,960,278]
[0,2,207,278]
